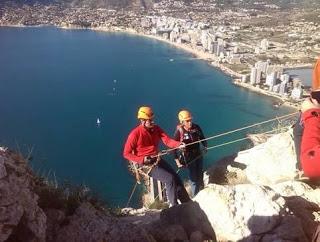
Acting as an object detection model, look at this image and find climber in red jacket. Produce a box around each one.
[123,106,190,206]
[300,58,320,178]
[300,98,320,178]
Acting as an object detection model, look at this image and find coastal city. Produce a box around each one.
[3,2,320,241]
[1,0,319,108]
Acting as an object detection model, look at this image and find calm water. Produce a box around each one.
[0,27,292,207]
[285,68,312,86]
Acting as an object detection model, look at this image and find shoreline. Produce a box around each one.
[94,26,301,111]
[92,26,242,78]
[0,24,304,110]
[233,81,299,111]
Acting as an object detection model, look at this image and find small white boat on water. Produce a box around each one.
[97,118,101,125]
[169,58,174,62]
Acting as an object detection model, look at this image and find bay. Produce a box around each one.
[0,27,292,207]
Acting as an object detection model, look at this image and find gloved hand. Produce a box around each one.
[175,158,184,168]
[143,156,157,165]
[178,142,186,149]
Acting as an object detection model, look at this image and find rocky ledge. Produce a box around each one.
[1,128,320,241]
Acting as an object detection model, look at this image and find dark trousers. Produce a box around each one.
[149,159,190,206]
[187,157,204,197]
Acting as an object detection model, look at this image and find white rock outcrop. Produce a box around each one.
[235,130,299,185]
[198,130,320,241]
[193,182,315,241]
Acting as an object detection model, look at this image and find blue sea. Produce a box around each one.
[0,27,293,207]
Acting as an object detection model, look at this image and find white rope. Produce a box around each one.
[161,111,299,155]
[206,126,287,150]
[126,182,138,207]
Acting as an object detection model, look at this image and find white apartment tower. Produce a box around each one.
[250,67,257,85]
[266,72,277,87]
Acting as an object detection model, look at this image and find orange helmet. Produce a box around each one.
[137,106,154,120]
[178,110,192,123]
[313,58,320,90]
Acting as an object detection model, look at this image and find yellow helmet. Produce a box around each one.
[178,110,192,123]
[137,106,154,120]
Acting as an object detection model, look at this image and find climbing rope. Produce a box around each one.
[126,181,138,207]
[154,111,299,157]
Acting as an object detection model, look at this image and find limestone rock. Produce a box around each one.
[271,180,320,205]
[270,181,320,240]
[193,184,286,241]
[235,130,299,185]
[159,201,216,241]
[0,149,46,242]
[55,203,155,242]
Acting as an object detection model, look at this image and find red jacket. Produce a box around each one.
[123,124,181,164]
[300,108,320,178]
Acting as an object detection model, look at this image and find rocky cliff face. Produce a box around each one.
[1,129,320,242]
[0,147,215,242]
[0,148,46,242]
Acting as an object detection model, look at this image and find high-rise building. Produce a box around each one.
[250,67,257,85]
[279,82,287,95]
[213,42,218,55]
[201,31,208,49]
[216,44,224,57]
[255,61,268,74]
[208,41,214,54]
[272,84,280,93]
[266,72,277,87]
[280,74,290,83]
[256,69,262,84]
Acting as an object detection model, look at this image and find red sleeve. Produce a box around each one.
[158,126,181,148]
[123,130,144,164]
[300,108,320,177]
